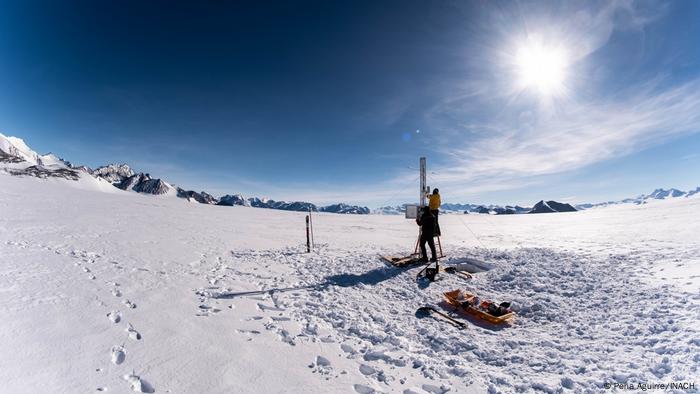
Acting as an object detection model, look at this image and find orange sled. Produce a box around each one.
[444,289,515,325]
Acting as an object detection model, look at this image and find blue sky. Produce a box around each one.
[1,0,699,206]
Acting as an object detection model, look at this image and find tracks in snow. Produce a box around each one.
[3,240,155,393]
[195,245,700,393]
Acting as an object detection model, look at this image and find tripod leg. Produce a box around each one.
[413,228,422,256]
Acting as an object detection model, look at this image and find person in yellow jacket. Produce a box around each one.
[427,188,441,236]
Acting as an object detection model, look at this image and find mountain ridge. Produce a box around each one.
[2,133,696,215]
[0,133,370,214]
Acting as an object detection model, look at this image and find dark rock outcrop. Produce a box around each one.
[476,206,491,214]
[117,173,171,195]
[0,149,25,163]
[6,165,81,180]
[217,194,249,206]
[178,188,219,204]
[529,200,577,214]
[93,164,135,184]
[494,207,516,215]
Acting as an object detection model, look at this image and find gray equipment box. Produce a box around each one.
[405,204,419,219]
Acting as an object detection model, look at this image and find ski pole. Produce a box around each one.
[306,215,310,253]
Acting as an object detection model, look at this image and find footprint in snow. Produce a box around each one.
[353,384,376,394]
[196,304,221,316]
[111,345,126,365]
[126,323,142,340]
[236,329,261,335]
[276,328,295,346]
[256,303,285,312]
[107,311,121,324]
[340,343,356,354]
[309,355,333,375]
[422,384,450,394]
[359,364,377,376]
[123,372,154,393]
[314,355,331,367]
[122,299,136,309]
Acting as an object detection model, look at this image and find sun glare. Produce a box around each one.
[515,43,568,97]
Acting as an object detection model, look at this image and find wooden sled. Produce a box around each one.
[380,254,422,267]
[444,289,515,325]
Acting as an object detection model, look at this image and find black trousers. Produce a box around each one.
[420,235,437,261]
[431,209,441,236]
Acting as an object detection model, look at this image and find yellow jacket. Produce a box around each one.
[428,193,441,210]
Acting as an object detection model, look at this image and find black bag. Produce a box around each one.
[425,267,438,281]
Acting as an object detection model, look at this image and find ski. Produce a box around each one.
[380,254,422,267]
[442,266,473,280]
[416,306,466,329]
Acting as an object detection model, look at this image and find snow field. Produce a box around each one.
[1,175,699,393]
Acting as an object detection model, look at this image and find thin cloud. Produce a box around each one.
[431,76,700,186]
[397,0,692,204]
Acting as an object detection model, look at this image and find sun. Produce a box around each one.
[515,42,568,97]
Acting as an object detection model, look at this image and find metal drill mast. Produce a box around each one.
[419,157,428,207]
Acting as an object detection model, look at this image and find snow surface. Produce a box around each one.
[1,175,699,393]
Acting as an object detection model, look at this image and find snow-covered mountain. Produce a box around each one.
[320,203,370,214]
[219,195,369,214]
[441,203,480,212]
[246,197,310,212]
[379,187,700,216]
[576,187,700,210]
[0,133,43,164]
[493,205,530,215]
[373,205,407,215]
[1,133,83,181]
[1,133,371,213]
[93,164,135,184]
[5,132,694,216]
[649,188,685,199]
[375,203,532,215]
[217,194,248,206]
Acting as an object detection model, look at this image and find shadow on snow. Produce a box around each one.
[212,266,403,299]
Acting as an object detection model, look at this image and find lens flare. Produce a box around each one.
[515,42,568,97]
